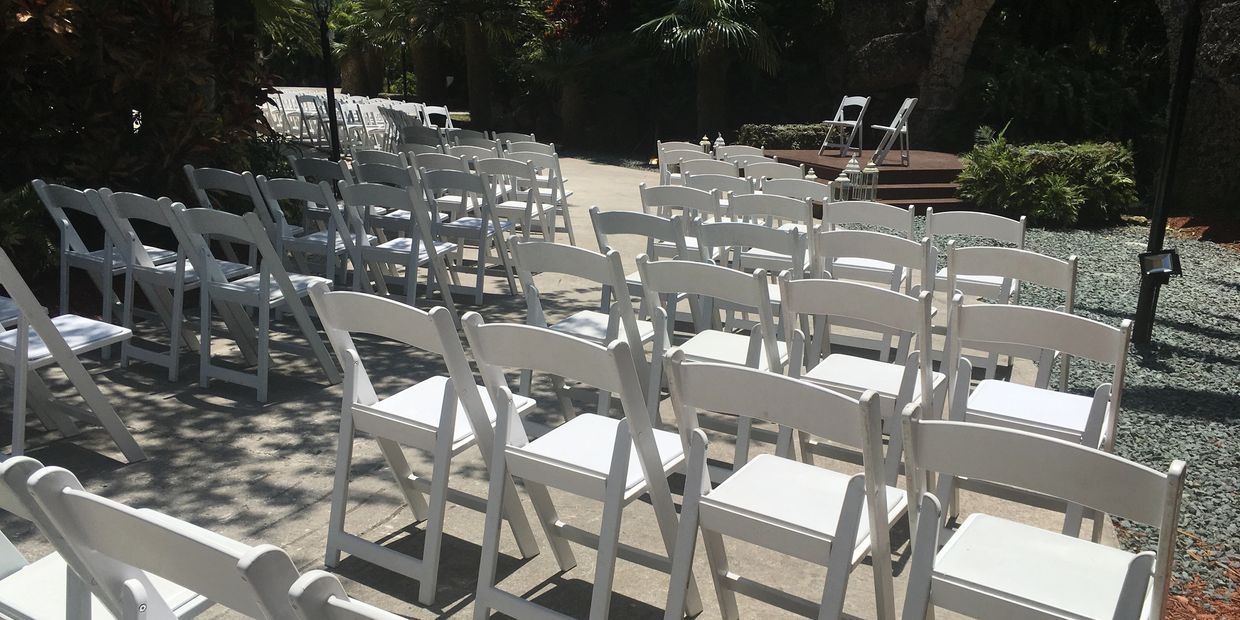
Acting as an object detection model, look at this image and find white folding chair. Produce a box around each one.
[338,182,458,314]
[34,180,175,327]
[926,207,1026,297]
[943,293,1132,535]
[682,173,754,211]
[638,256,786,459]
[309,287,538,605]
[0,456,212,619]
[183,166,282,264]
[349,148,406,168]
[744,161,805,185]
[590,207,690,319]
[714,145,763,161]
[945,242,1077,386]
[660,150,713,186]
[818,95,870,157]
[726,192,814,233]
[28,465,303,619]
[870,97,917,166]
[257,176,369,284]
[448,144,501,163]
[446,128,490,144]
[168,206,340,401]
[779,273,944,482]
[901,414,1185,620]
[664,355,901,620]
[639,184,725,261]
[817,202,917,290]
[288,157,353,230]
[288,571,403,620]
[422,105,454,129]
[512,241,657,413]
[0,246,144,461]
[476,157,557,242]
[422,168,518,304]
[98,190,252,382]
[506,150,576,245]
[694,220,806,312]
[464,316,702,619]
[400,124,445,149]
[494,131,536,145]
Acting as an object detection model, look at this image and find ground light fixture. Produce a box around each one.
[311,0,342,161]
[1134,248,1183,344]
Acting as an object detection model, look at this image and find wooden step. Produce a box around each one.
[878,183,958,200]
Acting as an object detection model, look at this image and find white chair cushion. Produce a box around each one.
[0,315,130,364]
[933,514,1139,619]
[516,413,684,493]
[214,273,332,303]
[548,311,655,344]
[678,330,788,370]
[441,217,516,235]
[804,354,944,399]
[966,380,1094,439]
[369,376,535,450]
[145,258,252,283]
[372,238,457,260]
[0,552,200,620]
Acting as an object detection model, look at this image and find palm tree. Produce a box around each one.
[636,0,780,134]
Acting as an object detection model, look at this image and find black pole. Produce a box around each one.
[1133,0,1203,345]
[401,40,409,102]
[319,17,341,161]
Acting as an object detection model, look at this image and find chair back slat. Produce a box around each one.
[926,208,1025,245]
[744,161,804,181]
[638,256,770,309]
[727,193,812,227]
[825,200,914,236]
[412,153,467,174]
[948,244,1075,293]
[780,275,928,336]
[512,240,619,287]
[952,300,1130,365]
[814,229,933,288]
[683,173,753,197]
[463,318,628,397]
[353,162,416,188]
[289,157,352,184]
[679,159,738,176]
[639,184,721,219]
[760,178,832,203]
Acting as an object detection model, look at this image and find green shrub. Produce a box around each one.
[957,129,1136,228]
[734,123,825,150]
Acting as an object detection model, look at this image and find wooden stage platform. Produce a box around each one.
[767,149,968,211]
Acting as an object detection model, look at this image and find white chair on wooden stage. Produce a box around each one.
[870,98,917,166]
[663,354,902,620]
[0,246,144,462]
[818,95,871,157]
[464,316,701,619]
[28,465,303,619]
[901,411,1185,620]
[0,456,211,619]
[309,286,539,605]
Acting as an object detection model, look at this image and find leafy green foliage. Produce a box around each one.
[734,123,823,149]
[957,129,1137,228]
[634,0,779,74]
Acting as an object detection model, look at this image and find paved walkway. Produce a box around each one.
[4,158,1112,619]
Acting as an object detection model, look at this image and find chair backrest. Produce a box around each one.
[638,183,724,222]
[590,207,690,260]
[506,150,560,181]
[714,145,763,160]
[421,168,494,220]
[813,229,934,291]
[288,570,403,620]
[727,193,812,229]
[447,128,489,143]
[505,141,555,156]
[657,140,702,154]
[400,124,444,148]
[662,149,712,165]
[902,414,1185,619]
[353,162,417,188]
[824,200,915,237]
[168,207,287,293]
[476,157,540,206]
[398,143,444,157]
[679,158,739,176]
[833,95,870,122]
[494,131,536,144]
[729,154,777,168]
[744,161,805,182]
[350,149,406,168]
[257,176,338,235]
[33,180,106,256]
[289,156,353,185]
[761,177,832,203]
[94,190,180,268]
[925,207,1025,248]
[339,182,434,244]
[422,105,454,129]
[28,466,301,620]
[888,97,917,129]
[696,221,805,277]
[946,243,1077,309]
[683,173,754,198]
[448,144,501,162]
[462,315,656,457]
[183,165,266,215]
[667,354,882,473]
[412,152,468,174]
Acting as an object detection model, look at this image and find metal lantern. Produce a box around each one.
[859,161,880,201]
[830,170,851,203]
[805,167,817,181]
[700,135,712,152]
[714,133,726,151]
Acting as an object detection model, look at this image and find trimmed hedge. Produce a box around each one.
[734,123,825,150]
[957,130,1138,228]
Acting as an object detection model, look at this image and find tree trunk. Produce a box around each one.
[463,17,494,128]
[695,49,729,136]
[410,38,445,102]
[917,0,995,140]
[560,79,588,146]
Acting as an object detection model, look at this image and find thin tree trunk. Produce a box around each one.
[410,38,445,102]
[560,79,588,145]
[695,49,729,136]
[463,17,494,128]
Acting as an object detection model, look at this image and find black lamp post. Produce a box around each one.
[311,0,341,161]
[400,40,409,101]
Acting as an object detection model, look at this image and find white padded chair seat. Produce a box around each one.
[832,257,898,273]
[515,413,684,494]
[701,454,906,562]
[441,217,516,235]
[678,330,788,370]
[548,311,655,344]
[370,375,535,449]
[535,187,572,201]
[211,272,331,303]
[933,514,1141,619]
[966,380,1094,440]
[75,246,177,269]
[495,200,556,216]
[142,258,252,283]
[0,552,201,620]
[370,209,450,224]
[290,230,378,252]
[0,297,20,329]
[0,315,130,364]
[372,237,457,260]
[804,354,945,399]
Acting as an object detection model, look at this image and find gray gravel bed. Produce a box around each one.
[948,222,1239,603]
